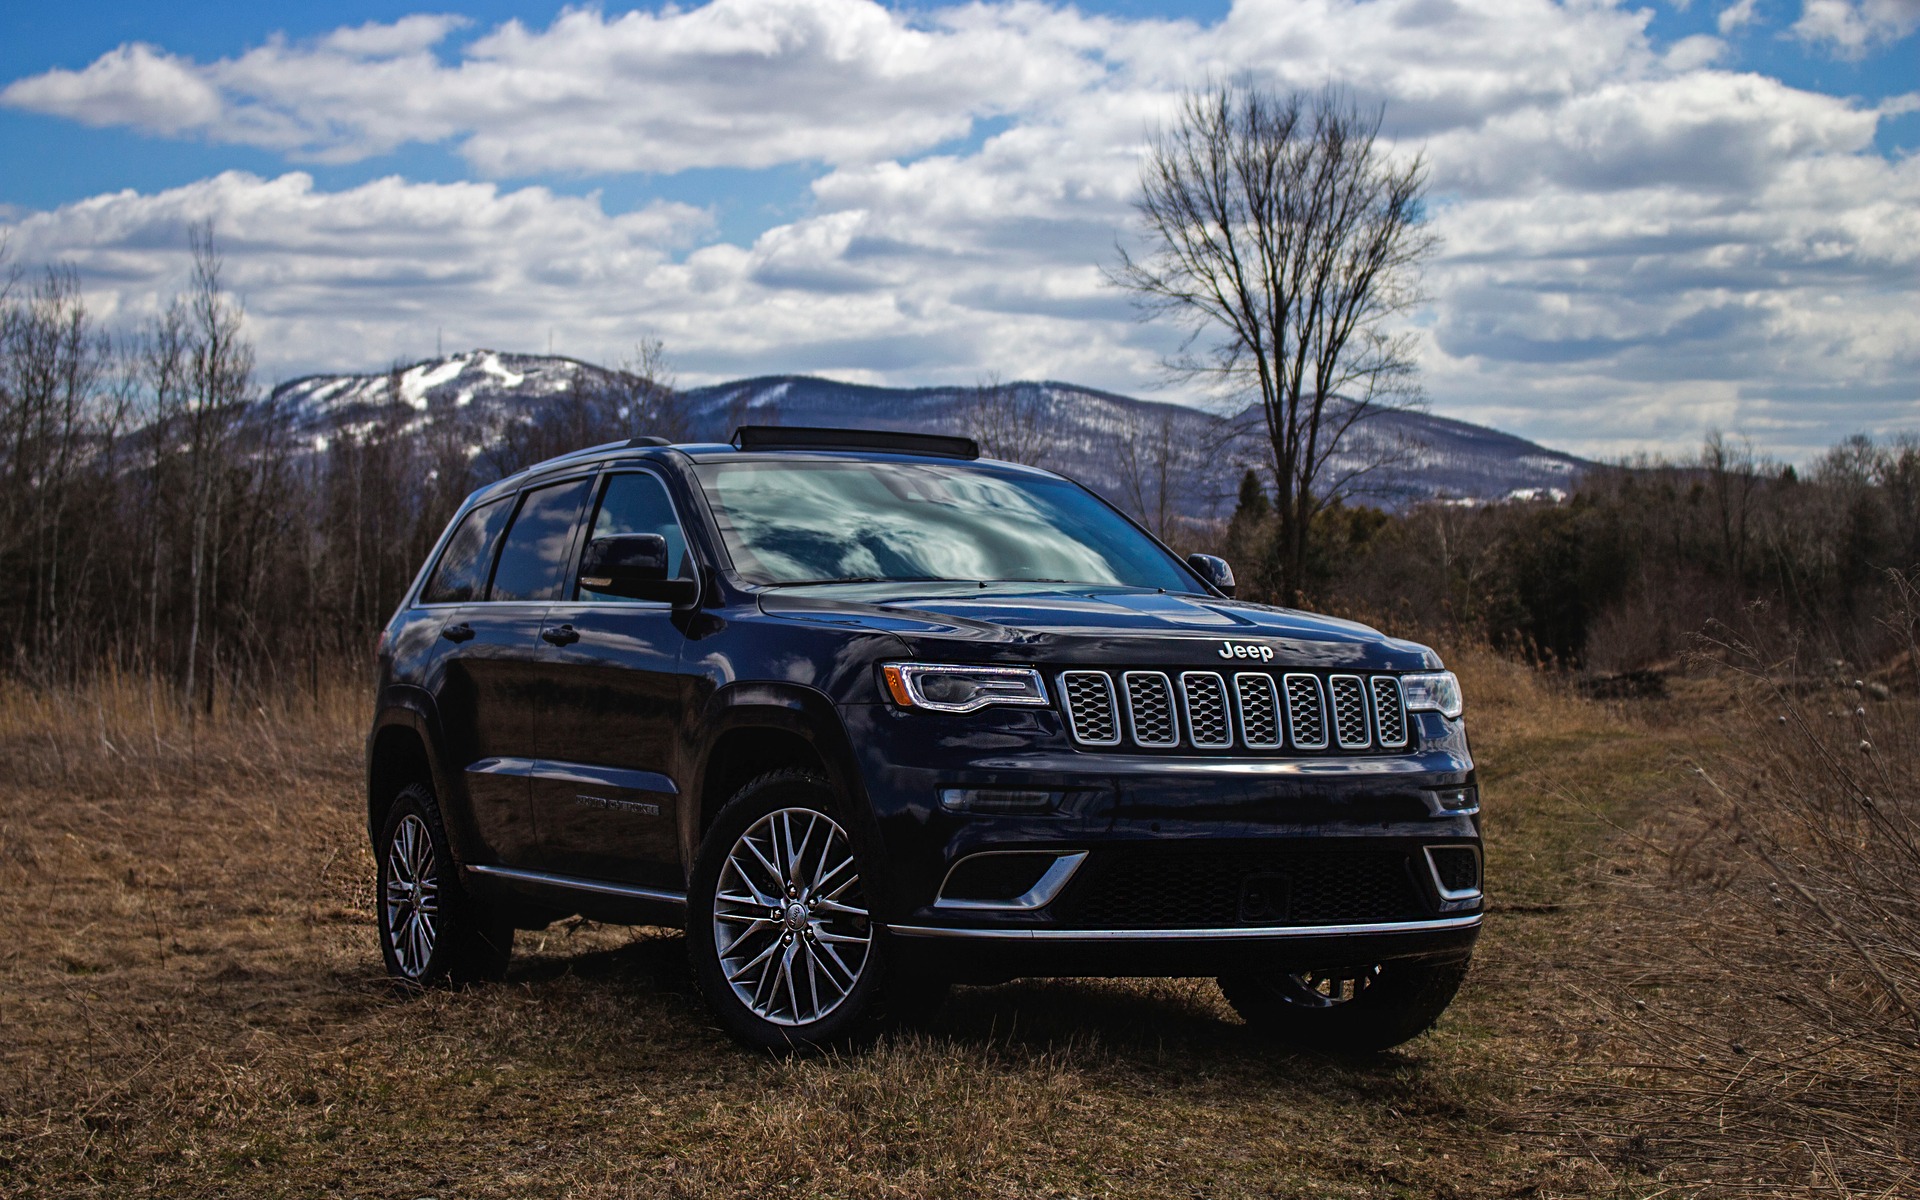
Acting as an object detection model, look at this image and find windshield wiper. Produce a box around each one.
[762,576,953,587]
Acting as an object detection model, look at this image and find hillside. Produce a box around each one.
[270,349,1592,514]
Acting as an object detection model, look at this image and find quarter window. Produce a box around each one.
[421,498,511,604]
[488,479,592,602]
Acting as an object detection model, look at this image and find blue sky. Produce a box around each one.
[2,0,1916,459]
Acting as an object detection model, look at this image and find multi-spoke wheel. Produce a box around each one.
[384,813,441,979]
[713,807,872,1026]
[374,783,513,987]
[691,769,940,1052]
[1219,956,1471,1055]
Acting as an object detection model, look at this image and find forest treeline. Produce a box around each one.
[1222,434,1920,677]
[4,233,1917,707]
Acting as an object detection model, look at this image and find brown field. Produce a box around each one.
[0,652,1908,1198]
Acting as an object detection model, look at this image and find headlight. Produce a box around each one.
[881,663,1049,713]
[1401,671,1464,719]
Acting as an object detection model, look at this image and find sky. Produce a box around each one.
[1,0,1916,461]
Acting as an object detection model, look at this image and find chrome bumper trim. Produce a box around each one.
[933,851,1088,912]
[467,863,687,907]
[884,913,1482,941]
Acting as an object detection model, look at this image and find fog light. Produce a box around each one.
[938,788,1058,813]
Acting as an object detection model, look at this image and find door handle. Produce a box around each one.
[541,624,580,647]
[440,622,475,644]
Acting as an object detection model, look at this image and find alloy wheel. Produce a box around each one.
[712,806,872,1026]
[384,813,440,978]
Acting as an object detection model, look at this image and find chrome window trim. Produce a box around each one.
[1422,845,1484,903]
[1057,670,1122,746]
[1121,670,1180,748]
[1281,672,1329,750]
[1232,672,1282,749]
[885,913,1484,941]
[1371,675,1410,749]
[1178,671,1234,749]
[932,851,1088,912]
[1328,673,1373,750]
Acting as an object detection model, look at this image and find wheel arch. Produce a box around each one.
[366,687,457,850]
[684,682,872,875]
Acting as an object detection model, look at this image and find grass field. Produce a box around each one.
[0,653,1876,1198]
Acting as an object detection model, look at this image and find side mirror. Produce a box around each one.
[579,534,699,607]
[1186,553,1236,598]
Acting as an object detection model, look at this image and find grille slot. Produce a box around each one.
[1233,673,1281,749]
[1059,671,1120,746]
[1060,848,1430,928]
[1328,674,1371,749]
[1371,676,1408,748]
[1122,671,1179,747]
[1283,674,1328,749]
[1179,672,1232,748]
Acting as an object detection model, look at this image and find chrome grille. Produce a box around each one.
[1056,668,1415,754]
[1122,671,1178,747]
[1371,676,1408,748]
[1283,674,1328,749]
[1179,672,1232,748]
[1328,674,1370,749]
[1233,673,1281,749]
[1059,670,1120,746]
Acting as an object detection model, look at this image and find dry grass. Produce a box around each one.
[1544,629,1920,1197]
[0,650,1769,1199]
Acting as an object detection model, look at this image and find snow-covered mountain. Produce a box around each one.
[269,349,1592,515]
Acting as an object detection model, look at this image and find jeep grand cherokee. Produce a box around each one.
[367,426,1481,1052]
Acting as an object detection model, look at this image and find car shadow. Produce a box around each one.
[497,928,1429,1082]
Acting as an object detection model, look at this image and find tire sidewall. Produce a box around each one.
[688,770,897,1052]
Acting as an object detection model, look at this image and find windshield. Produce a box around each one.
[694,459,1196,591]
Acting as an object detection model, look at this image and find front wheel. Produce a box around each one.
[688,770,940,1053]
[1219,956,1471,1054]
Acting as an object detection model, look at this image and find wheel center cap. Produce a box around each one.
[784,902,808,930]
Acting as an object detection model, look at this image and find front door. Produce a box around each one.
[530,469,694,888]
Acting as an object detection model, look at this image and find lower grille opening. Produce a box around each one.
[940,853,1059,903]
[1426,846,1482,897]
[1057,849,1430,928]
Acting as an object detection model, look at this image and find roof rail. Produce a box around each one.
[520,435,673,476]
[731,425,980,460]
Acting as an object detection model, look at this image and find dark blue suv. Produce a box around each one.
[368,427,1481,1052]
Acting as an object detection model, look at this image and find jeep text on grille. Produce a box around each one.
[367,426,1481,1053]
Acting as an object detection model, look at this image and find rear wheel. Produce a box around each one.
[375,783,513,986]
[689,769,943,1052]
[1219,956,1470,1054]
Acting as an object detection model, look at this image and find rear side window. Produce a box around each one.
[420,498,511,604]
[578,472,689,602]
[488,478,592,602]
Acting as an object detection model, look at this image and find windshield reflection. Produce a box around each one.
[694,460,1193,592]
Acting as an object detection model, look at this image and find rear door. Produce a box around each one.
[436,475,594,865]
[530,468,696,887]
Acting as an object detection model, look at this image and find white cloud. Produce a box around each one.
[1,0,1916,460]
[1718,0,1762,34]
[1792,0,1920,56]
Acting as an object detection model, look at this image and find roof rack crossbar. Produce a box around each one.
[731,425,980,460]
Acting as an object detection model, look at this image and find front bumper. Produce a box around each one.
[841,702,1482,976]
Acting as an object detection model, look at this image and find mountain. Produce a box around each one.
[269,349,1592,518]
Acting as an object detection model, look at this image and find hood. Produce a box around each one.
[756,583,1437,672]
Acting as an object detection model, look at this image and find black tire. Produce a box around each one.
[1219,956,1471,1055]
[688,769,942,1053]
[375,783,514,986]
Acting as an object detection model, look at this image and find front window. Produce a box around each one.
[693,459,1195,591]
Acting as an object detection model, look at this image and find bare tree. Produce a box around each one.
[1114,409,1206,544]
[963,374,1051,466]
[611,336,691,444]
[1112,82,1436,603]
